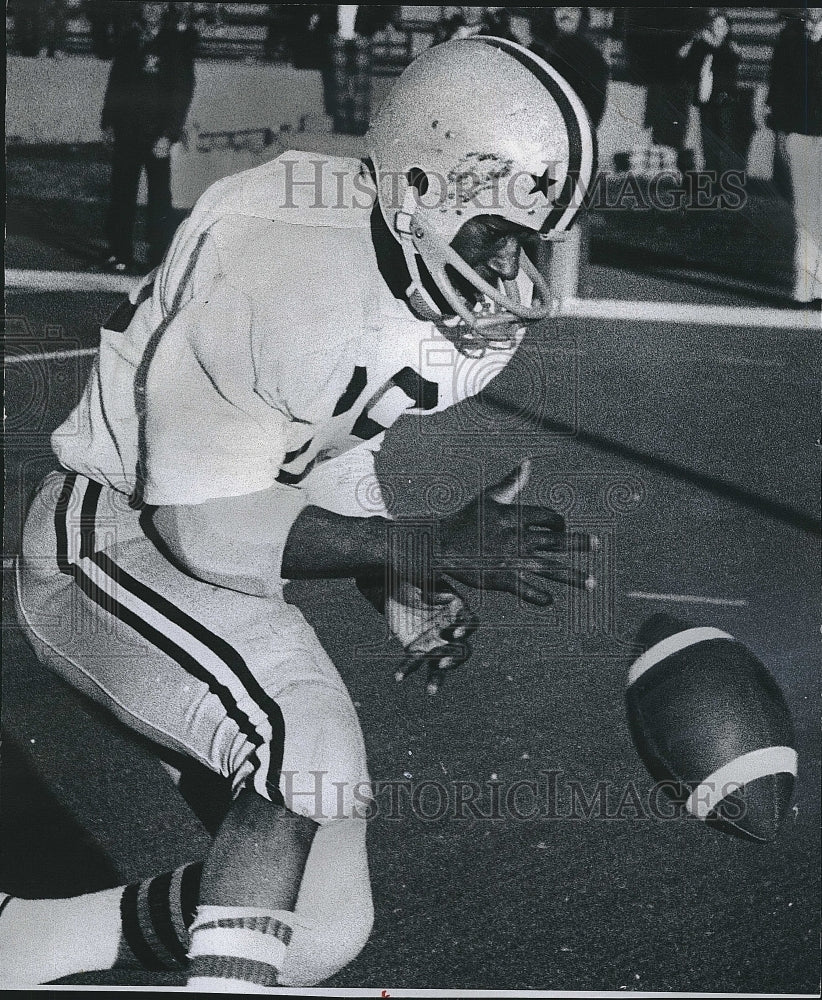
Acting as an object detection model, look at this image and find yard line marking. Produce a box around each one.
[5,270,821,330]
[6,346,98,365]
[558,297,821,330]
[6,269,138,294]
[627,591,749,608]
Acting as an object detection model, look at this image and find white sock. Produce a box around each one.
[0,888,123,985]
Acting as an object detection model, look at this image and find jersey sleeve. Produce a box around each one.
[141,274,301,519]
[300,435,392,520]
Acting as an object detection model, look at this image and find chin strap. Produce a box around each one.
[394,205,557,356]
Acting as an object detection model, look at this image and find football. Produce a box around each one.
[626,614,797,842]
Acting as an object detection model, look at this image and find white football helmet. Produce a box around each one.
[367,37,596,353]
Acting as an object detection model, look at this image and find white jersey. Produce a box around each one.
[53,152,525,532]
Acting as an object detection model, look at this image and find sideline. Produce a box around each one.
[6,269,820,332]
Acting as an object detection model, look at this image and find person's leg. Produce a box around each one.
[145,149,173,269]
[700,104,721,178]
[773,131,794,203]
[107,135,142,266]
[785,132,822,302]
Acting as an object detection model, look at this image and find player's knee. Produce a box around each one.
[276,685,372,824]
[280,762,373,824]
[278,896,374,986]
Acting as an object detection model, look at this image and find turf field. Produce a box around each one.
[3,276,820,994]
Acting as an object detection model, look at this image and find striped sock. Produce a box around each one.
[187,906,294,991]
[118,862,202,970]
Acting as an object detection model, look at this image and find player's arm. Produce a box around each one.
[152,458,590,600]
[152,495,392,598]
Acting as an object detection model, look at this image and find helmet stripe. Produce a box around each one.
[474,37,595,233]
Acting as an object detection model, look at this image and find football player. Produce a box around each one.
[3,38,594,989]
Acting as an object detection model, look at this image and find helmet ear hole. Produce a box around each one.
[406,167,430,198]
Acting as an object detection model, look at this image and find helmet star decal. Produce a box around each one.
[528,165,560,199]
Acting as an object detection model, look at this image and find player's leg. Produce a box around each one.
[0,813,371,986]
[0,864,202,984]
[7,472,374,986]
[185,671,374,991]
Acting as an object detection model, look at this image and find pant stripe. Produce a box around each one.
[92,548,286,781]
[79,478,102,559]
[53,474,285,802]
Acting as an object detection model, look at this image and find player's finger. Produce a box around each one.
[524,561,593,591]
[441,616,479,643]
[526,528,595,554]
[510,569,552,604]
[426,657,462,696]
[517,577,555,606]
[394,656,427,683]
[426,664,443,696]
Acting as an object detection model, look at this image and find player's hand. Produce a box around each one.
[438,458,595,606]
[356,576,479,696]
[152,136,172,159]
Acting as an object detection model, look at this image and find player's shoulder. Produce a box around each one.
[192,150,377,233]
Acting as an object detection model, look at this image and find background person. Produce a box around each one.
[531,7,609,131]
[530,8,609,299]
[766,7,822,304]
[680,10,743,180]
[100,1,196,273]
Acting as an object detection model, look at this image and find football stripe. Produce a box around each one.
[685,746,799,819]
[627,627,735,686]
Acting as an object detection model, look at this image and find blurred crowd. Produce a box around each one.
[8,4,820,300]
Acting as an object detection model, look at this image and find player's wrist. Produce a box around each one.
[384,519,439,596]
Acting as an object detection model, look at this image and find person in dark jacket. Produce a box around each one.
[680,10,743,178]
[432,6,518,46]
[101,2,196,272]
[767,8,822,303]
[531,7,609,129]
[530,8,609,298]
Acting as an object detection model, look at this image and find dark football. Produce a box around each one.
[626,614,797,842]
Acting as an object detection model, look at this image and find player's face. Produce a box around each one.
[450,215,530,286]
